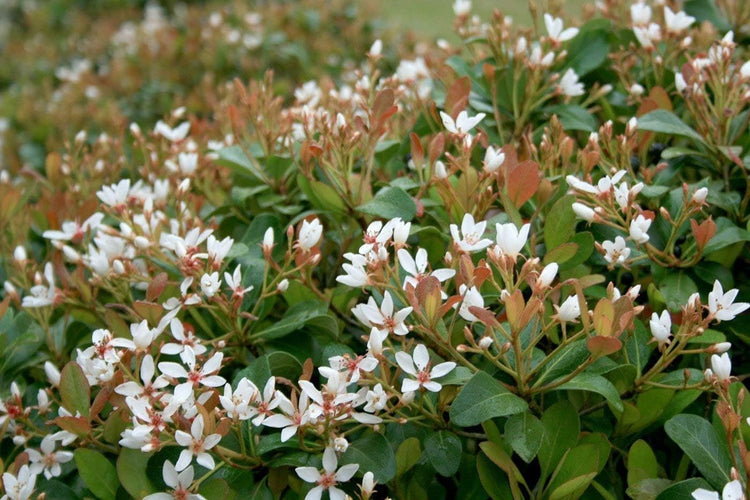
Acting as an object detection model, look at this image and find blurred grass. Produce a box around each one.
[371,0,588,37]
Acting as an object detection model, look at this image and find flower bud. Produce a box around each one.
[45,361,61,386]
[333,437,349,453]
[13,246,27,263]
[369,39,383,57]
[478,336,493,349]
[400,391,415,405]
[572,202,596,221]
[277,279,289,293]
[692,187,708,204]
[711,342,731,354]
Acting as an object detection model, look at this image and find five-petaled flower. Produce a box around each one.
[395,344,456,393]
[295,447,360,500]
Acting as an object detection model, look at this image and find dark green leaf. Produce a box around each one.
[544,195,577,250]
[655,478,714,500]
[550,372,624,412]
[340,432,396,483]
[504,411,544,463]
[547,444,600,500]
[117,448,156,499]
[424,431,462,476]
[395,437,421,477]
[450,371,528,427]
[664,414,732,490]
[74,449,118,500]
[539,401,580,480]
[547,105,597,132]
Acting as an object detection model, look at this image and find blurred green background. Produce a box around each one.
[373,0,589,37]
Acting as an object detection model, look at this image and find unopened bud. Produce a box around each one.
[444,251,453,265]
[217,340,226,349]
[277,279,289,292]
[711,342,731,354]
[13,246,27,262]
[333,436,349,453]
[177,178,191,195]
[626,117,638,135]
[45,361,61,386]
[134,236,151,249]
[400,391,415,405]
[75,130,86,145]
[129,123,142,137]
[369,39,383,57]
[456,344,468,352]
[113,259,125,274]
[692,187,708,204]
[478,336,493,349]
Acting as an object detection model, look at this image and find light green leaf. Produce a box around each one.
[664,414,732,490]
[395,437,421,477]
[450,371,528,427]
[60,361,90,419]
[544,195,576,250]
[627,440,658,488]
[356,187,416,221]
[548,444,600,500]
[637,110,705,144]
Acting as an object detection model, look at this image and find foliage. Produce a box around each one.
[1,0,750,499]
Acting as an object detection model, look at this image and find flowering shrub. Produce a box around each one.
[1,0,750,499]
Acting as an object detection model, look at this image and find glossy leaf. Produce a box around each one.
[450,371,528,427]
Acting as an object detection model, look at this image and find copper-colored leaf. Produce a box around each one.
[586,336,622,357]
[506,160,540,208]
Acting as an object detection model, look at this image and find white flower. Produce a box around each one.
[352,291,412,336]
[630,2,652,25]
[710,353,732,382]
[439,110,485,135]
[361,471,376,497]
[692,479,744,500]
[493,222,530,261]
[544,13,579,43]
[558,69,585,97]
[629,215,652,244]
[664,7,695,34]
[450,213,493,253]
[143,461,205,500]
[251,376,282,426]
[395,344,456,393]
[537,263,559,288]
[570,202,597,223]
[398,248,455,290]
[676,73,688,93]
[174,415,222,471]
[200,272,221,298]
[154,121,190,142]
[483,146,505,173]
[708,280,750,322]
[42,213,104,242]
[158,350,226,403]
[457,285,485,322]
[433,160,448,179]
[602,236,631,265]
[364,383,388,413]
[295,447,359,500]
[555,295,581,322]
[649,311,672,346]
[634,23,661,48]
[262,392,309,442]
[2,465,37,500]
[224,265,254,300]
[22,263,57,308]
[206,235,233,265]
[392,218,411,245]
[368,39,382,57]
[26,436,73,479]
[97,179,131,208]
[161,318,208,359]
[298,218,323,251]
[115,354,169,399]
[219,378,259,421]
[336,253,369,288]
[629,83,645,96]
[740,61,750,80]
[359,220,395,254]
[452,0,471,16]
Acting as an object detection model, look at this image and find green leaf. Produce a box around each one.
[340,432,396,483]
[544,195,576,249]
[60,361,90,419]
[655,478,713,500]
[297,174,348,214]
[703,217,750,255]
[504,411,544,463]
[535,340,589,387]
[664,414,732,490]
[476,453,513,500]
[627,440,658,488]
[117,448,156,499]
[658,272,698,312]
[200,478,237,500]
[251,300,329,340]
[637,110,705,144]
[216,145,265,179]
[539,401,580,480]
[356,187,416,221]
[395,437,421,477]
[547,105,597,132]
[74,449,118,500]
[684,0,730,31]
[450,371,528,427]
[564,21,611,76]
[550,372,624,412]
[547,444,600,500]
[35,480,79,500]
[424,431,462,477]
